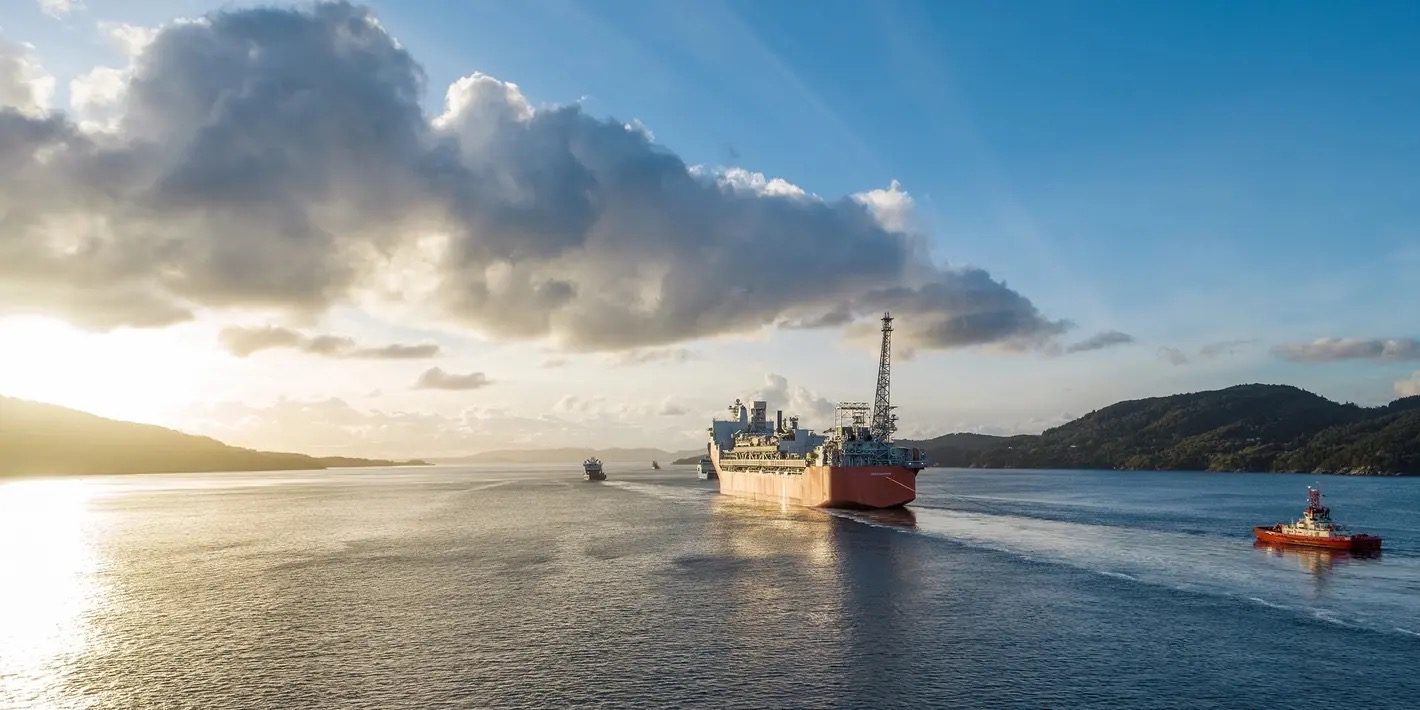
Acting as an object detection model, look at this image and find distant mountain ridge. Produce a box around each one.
[440,447,701,464]
[900,384,1420,475]
[0,396,429,477]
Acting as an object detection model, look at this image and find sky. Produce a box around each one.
[1,0,1417,457]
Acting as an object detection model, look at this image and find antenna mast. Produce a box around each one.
[870,312,896,441]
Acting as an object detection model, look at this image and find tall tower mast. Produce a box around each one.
[870,312,896,441]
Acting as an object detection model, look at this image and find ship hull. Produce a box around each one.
[713,462,917,509]
[1252,526,1381,551]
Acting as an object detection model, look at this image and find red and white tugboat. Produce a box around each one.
[1253,487,1382,552]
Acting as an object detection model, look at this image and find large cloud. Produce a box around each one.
[1272,337,1420,363]
[0,2,1070,353]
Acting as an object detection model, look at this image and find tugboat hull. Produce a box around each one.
[1252,525,1381,551]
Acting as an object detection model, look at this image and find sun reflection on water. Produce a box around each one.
[0,479,104,709]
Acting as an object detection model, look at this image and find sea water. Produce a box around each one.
[2,466,1416,708]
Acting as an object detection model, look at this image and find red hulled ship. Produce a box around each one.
[707,313,925,509]
[1252,487,1382,551]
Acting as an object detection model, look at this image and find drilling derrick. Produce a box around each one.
[870,312,896,441]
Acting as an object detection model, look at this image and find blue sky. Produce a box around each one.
[305,0,1420,349]
[2,1,1417,454]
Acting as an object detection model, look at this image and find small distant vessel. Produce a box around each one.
[651,460,661,470]
[696,457,716,480]
[583,457,606,481]
[1253,487,1381,551]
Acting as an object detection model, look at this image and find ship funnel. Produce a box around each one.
[751,400,767,429]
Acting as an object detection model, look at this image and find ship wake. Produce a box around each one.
[895,505,1419,640]
[601,481,715,504]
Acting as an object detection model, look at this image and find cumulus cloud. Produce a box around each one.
[750,373,836,427]
[39,0,80,19]
[702,166,813,200]
[0,38,53,116]
[852,180,914,233]
[68,65,126,131]
[540,357,569,368]
[100,22,159,58]
[1272,337,1420,363]
[0,2,1068,354]
[1062,329,1134,354]
[1396,372,1420,398]
[218,325,439,359]
[414,367,491,390]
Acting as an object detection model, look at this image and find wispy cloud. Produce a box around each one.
[607,348,698,367]
[1198,339,1256,359]
[413,367,491,390]
[1272,337,1420,363]
[1063,330,1134,354]
[1158,347,1190,366]
[219,326,439,359]
[1158,339,1257,366]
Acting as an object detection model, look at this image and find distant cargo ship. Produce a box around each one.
[1253,487,1381,551]
[706,313,924,509]
[583,457,606,481]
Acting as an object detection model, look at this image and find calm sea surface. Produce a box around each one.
[2,466,1417,709]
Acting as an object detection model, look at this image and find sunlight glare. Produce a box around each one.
[0,479,104,708]
[0,315,214,424]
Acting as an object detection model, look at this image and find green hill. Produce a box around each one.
[896,432,1009,467]
[911,385,1419,475]
[0,396,428,477]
